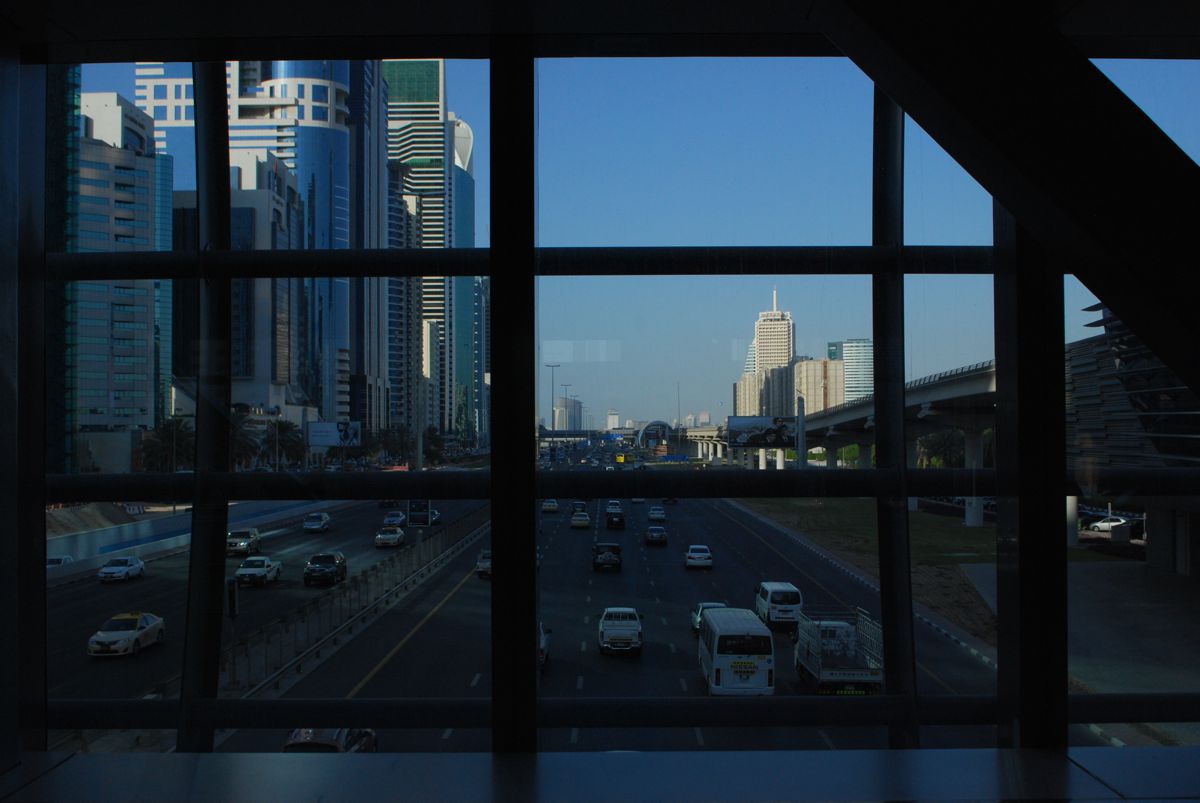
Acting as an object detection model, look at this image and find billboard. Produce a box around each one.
[727,416,797,448]
[308,421,362,447]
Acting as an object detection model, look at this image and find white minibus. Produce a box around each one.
[698,607,775,696]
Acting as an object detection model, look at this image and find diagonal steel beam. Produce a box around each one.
[815,1,1200,394]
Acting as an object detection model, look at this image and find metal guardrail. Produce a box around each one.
[815,360,997,418]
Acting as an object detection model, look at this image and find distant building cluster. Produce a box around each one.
[49,60,489,472]
[731,290,872,421]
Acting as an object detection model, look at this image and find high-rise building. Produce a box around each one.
[743,338,756,374]
[69,93,173,471]
[793,357,845,414]
[698,410,711,425]
[754,288,794,372]
[554,396,583,430]
[606,409,619,430]
[829,338,874,401]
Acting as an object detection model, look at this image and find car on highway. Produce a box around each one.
[97,556,145,583]
[685,544,713,569]
[282,728,377,753]
[647,506,667,522]
[430,508,442,526]
[597,607,644,656]
[631,497,644,504]
[87,611,164,657]
[1088,516,1130,532]
[691,601,728,634]
[303,552,347,586]
[605,500,623,514]
[605,465,615,471]
[591,542,622,572]
[235,556,282,586]
[382,511,406,527]
[541,499,559,513]
[302,512,332,532]
[662,497,678,505]
[225,528,261,555]
[374,526,405,548]
[571,501,587,513]
[605,509,626,530]
[476,549,493,578]
[644,526,668,546]
[570,511,591,529]
[754,581,804,630]
[46,555,73,571]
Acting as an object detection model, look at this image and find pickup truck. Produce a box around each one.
[597,607,643,655]
[591,542,622,572]
[475,549,493,579]
[792,607,884,695]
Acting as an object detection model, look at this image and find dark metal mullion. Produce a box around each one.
[993,206,1068,749]
[871,87,919,748]
[176,61,233,753]
[14,60,48,753]
[490,27,537,751]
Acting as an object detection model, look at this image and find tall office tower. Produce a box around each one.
[421,319,443,433]
[793,358,845,414]
[385,163,424,433]
[555,396,583,431]
[136,60,357,423]
[67,93,173,470]
[607,410,620,430]
[173,152,309,427]
[753,287,794,372]
[735,371,766,416]
[348,60,392,433]
[450,115,475,247]
[133,62,195,188]
[829,338,874,402]
[743,339,756,374]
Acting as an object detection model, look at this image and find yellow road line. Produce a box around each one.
[346,568,475,699]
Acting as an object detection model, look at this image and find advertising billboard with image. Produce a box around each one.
[727,416,797,448]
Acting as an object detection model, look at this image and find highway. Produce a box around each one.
[47,499,490,700]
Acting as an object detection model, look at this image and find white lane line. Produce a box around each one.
[442,728,454,740]
[679,678,688,692]
[469,673,481,688]
[580,641,587,653]
[586,595,591,603]
[576,675,584,691]
[570,728,579,745]
[649,580,655,587]
[694,727,705,746]
[819,730,836,749]
[583,615,589,624]
[655,597,661,604]
[660,616,668,626]
[669,643,677,654]
[588,579,593,586]
[645,567,651,573]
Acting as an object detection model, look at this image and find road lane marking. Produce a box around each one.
[694,727,705,746]
[917,660,959,694]
[679,678,688,692]
[819,730,836,749]
[570,728,579,744]
[649,580,655,587]
[580,641,587,652]
[346,568,475,699]
[669,643,677,654]
[586,595,591,602]
[583,615,589,624]
[442,728,454,740]
[655,597,661,604]
[470,673,481,688]
[660,616,668,625]
[576,675,584,690]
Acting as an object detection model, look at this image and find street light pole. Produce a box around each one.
[796,392,806,469]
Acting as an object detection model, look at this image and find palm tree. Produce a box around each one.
[139,417,195,472]
[229,409,262,470]
[260,419,305,469]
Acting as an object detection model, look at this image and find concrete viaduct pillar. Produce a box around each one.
[856,443,872,469]
[963,428,985,527]
[758,447,767,470]
[907,440,919,512]
[776,449,785,470]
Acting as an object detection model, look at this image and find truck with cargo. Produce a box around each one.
[792,607,884,695]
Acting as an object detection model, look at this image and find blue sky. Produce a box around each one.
[80,58,1200,426]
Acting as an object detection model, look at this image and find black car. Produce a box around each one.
[592,542,622,571]
[303,552,347,586]
[605,511,626,530]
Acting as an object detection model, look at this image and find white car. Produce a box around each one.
[46,555,74,570]
[87,611,164,657]
[570,511,591,529]
[374,526,405,548]
[597,607,644,656]
[303,512,331,532]
[685,544,713,570]
[97,556,145,583]
[235,556,282,586]
[382,511,406,527]
[1088,516,1129,532]
[691,601,727,633]
[476,549,493,578]
[541,499,559,513]
[647,506,667,522]
[605,500,623,514]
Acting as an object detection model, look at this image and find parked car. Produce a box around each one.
[235,556,282,586]
[303,552,347,586]
[97,556,145,583]
[1088,516,1129,532]
[302,512,332,532]
[382,511,406,527]
[225,528,261,555]
[87,611,164,657]
[374,526,405,548]
[685,544,713,569]
[282,728,377,753]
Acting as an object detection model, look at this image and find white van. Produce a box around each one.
[698,607,774,696]
[754,581,803,629]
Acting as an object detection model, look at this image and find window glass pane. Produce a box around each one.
[537,496,883,748]
[1092,59,1200,166]
[217,498,491,725]
[537,275,873,467]
[536,58,873,246]
[903,116,993,245]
